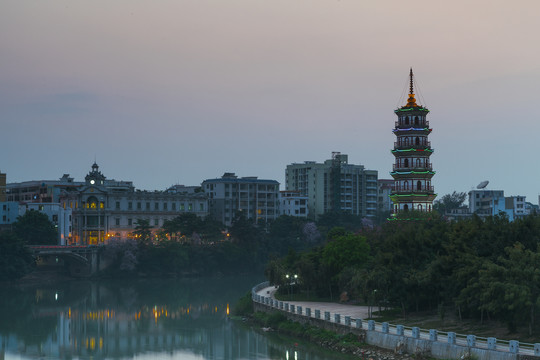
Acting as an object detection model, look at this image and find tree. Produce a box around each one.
[13,210,58,245]
[0,231,35,280]
[433,191,467,214]
[133,219,152,245]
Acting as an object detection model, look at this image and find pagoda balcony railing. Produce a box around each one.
[394,141,431,149]
[393,163,433,171]
[392,185,434,192]
[394,120,430,128]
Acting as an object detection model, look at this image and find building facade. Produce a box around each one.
[279,190,308,217]
[285,152,378,218]
[377,179,394,214]
[0,170,6,202]
[202,173,280,227]
[390,70,436,214]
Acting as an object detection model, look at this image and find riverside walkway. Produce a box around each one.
[256,285,370,321]
[254,283,539,360]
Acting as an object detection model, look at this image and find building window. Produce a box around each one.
[137,202,141,210]
[146,202,150,210]
[116,201,120,209]
[172,203,176,210]
[115,218,120,226]
[155,202,159,210]
[180,204,185,211]
[128,202,133,210]
[163,203,168,210]
[100,202,104,209]
[154,219,159,226]
[128,218,132,226]
[188,203,192,211]
[200,203,204,211]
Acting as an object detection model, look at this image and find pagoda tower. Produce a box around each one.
[390,69,436,214]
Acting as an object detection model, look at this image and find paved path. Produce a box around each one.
[256,286,370,320]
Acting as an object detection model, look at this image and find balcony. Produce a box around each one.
[393,163,433,171]
[394,120,430,128]
[394,141,431,149]
[392,185,434,192]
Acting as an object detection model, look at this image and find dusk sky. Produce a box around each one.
[2,1,540,203]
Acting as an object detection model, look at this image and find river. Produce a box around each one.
[0,275,356,360]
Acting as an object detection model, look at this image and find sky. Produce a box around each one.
[2,0,540,203]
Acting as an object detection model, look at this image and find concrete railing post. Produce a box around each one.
[534,343,540,356]
[382,322,389,333]
[412,327,419,339]
[447,332,456,344]
[356,319,363,329]
[509,340,519,354]
[467,335,476,347]
[429,329,438,341]
[324,311,330,321]
[306,308,311,317]
[315,309,321,319]
[345,316,351,326]
[487,337,497,350]
[396,325,404,336]
[335,314,341,324]
[368,320,375,331]
[297,306,302,315]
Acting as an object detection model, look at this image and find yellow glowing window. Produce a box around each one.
[100,202,104,209]
[257,209,262,215]
[90,202,96,209]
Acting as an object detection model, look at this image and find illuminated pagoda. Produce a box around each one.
[390,69,436,215]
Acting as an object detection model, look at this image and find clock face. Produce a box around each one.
[90,179,95,184]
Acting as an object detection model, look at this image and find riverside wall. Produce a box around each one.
[252,282,540,360]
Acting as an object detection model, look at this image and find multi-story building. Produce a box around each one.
[285,152,378,218]
[377,179,394,214]
[279,190,308,217]
[6,174,82,203]
[18,203,73,245]
[61,163,208,245]
[202,173,280,227]
[390,69,436,214]
[468,189,505,217]
[0,170,6,202]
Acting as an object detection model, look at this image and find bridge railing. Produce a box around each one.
[252,282,540,357]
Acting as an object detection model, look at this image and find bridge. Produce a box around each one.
[28,245,104,277]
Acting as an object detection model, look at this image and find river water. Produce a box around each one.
[0,275,355,360]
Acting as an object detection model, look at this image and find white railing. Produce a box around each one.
[251,282,539,357]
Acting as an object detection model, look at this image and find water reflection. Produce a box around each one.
[0,277,354,360]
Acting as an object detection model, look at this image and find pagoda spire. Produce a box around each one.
[404,67,418,108]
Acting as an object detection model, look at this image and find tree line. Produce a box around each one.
[266,213,540,335]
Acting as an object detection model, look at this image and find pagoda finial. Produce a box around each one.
[404,68,418,108]
[409,68,414,95]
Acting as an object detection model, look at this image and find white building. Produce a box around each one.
[202,173,280,226]
[285,152,377,218]
[62,163,208,245]
[19,203,73,245]
[279,190,308,217]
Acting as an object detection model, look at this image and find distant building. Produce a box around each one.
[468,190,529,221]
[285,152,377,218]
[0,201,18,230]
[0,170,6,202]
[202,173,280,227]
[377,179,394,213]
[18,203,72,245]
[279,190,308,217]
[62,162,208,245]
[468,189,505,217]
[7,174,82,203]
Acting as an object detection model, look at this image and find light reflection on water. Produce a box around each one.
[0,276,354,360]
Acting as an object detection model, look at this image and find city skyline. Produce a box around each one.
[2,1,540,201]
